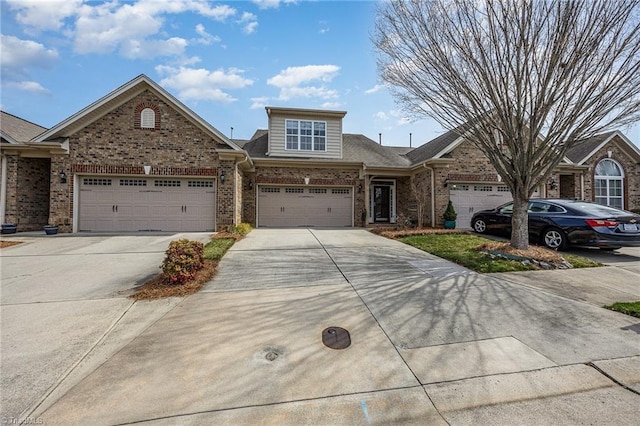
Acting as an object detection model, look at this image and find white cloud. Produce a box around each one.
[397,116,411,126]
[365,84,384,94]
[6,0,238,59]
[156,65,253,103]
[250,96,270,109]
[268,65,340,88]
[318,20,329,34]
[238,12,258,34]
[194,24,221,45]
[321,102,341,109]
[6,80,51,95]
[268,65,340,101]
[0,35,59,71]
[0,35,58,92]
[252,0,297,9]
[374,112,389,120]
[7,0,82,32]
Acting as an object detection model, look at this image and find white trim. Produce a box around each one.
[72,173,79,232]
[284,119,328,152]
[594,158,625,209]
[1,155,7,223]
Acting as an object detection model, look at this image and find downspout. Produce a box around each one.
[580,173,585,200]
[0,155,7,224]
[423,163,436,228]
[235,154,252,225]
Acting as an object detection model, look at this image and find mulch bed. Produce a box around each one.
[369,227,469,239]
[130,260,219,300]
[130,231,245,300]
[0,241,22,249]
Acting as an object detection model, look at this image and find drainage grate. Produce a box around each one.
[322,327,351,349]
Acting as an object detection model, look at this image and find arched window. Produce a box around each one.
[140,108,155,129]
[594,158,624,209]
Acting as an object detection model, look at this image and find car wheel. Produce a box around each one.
[542,227,567,250]
[473,218,487,234]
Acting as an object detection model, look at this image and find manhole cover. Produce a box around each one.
[322,327,351,349]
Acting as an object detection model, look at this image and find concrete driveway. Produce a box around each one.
[19,229,640,424]
[0,233,211,423]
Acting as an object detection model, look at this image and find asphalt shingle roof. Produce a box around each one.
[1,111,47,143]
[565,132,616,164]
[242,130,413,167]
[405,125,465,163]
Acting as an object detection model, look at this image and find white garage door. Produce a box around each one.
[258,186,352,227]
[449,184,513,229]
[79,177,216,232]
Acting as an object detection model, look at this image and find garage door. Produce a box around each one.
[449,184,513,229]
[258,186,352,227]
[79,177,216,232]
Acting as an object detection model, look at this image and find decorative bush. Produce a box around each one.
[235,222,253,236]
[443,200,458,221]
[161,239,204,285]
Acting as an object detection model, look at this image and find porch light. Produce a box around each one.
[58,170,67,184]
[247,180,254,190]
[304,176,310,185]
[220,170,226,184]
[444,178,450,188]
[358,183,362,193]
[548,178,558,190]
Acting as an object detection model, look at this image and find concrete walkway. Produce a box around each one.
[3,229,639,424]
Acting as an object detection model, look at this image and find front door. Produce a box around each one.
[374,185,391,222]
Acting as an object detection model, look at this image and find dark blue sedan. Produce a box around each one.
[470,199,640,250]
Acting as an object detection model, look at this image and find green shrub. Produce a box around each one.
[443,200,457,221]
[235,222,253,236]
[161,239,204,285]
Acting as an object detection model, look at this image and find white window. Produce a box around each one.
[594,159,624,209]
[285,119,326,151]
[141,108,155,129]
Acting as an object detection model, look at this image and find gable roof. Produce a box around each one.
[565,131,640,164]
[0,111,47,144]
[33,74,241,151]
[405,126,465,164]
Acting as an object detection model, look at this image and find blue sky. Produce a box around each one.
[1,0,638,148]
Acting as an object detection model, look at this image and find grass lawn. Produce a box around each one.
[204,238,235,260]
[604,301,640,318]
[399,233,602,273]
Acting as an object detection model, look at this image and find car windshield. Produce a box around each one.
[567,202,628,216]
[499,203,513,213]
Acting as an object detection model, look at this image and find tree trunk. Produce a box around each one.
[510,191,529,250]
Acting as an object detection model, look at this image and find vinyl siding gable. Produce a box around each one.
[267,112,343,159]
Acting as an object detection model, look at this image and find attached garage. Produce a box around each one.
[449,184,513,229]
[257,186,353,227]
[78,176,216,232]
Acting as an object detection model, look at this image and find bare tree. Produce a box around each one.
[410,173,429,228]
[374,0,640,249]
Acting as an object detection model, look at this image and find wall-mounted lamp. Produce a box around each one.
[607,150,613,158]
[220,170,226,184]
[304,176,310,185]
[444,178,450,188]
[58,170,67,184]
[247,180,254,190]
[548,178,558,190]
[357,183,363,193]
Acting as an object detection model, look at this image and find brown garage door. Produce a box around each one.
[79,177,216,232]
[258,186,352,227]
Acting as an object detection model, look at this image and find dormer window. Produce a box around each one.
[140,108,155,128]
[286,119,326,151]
